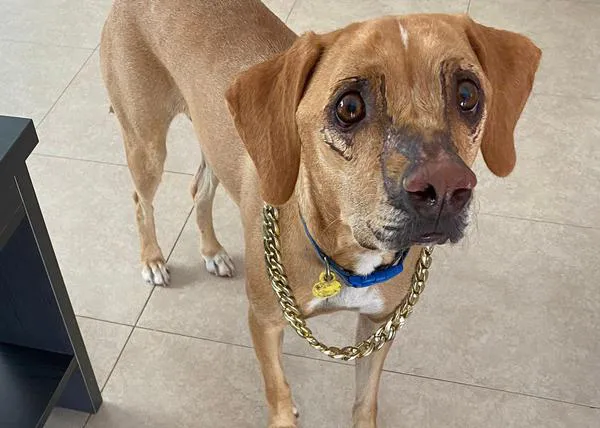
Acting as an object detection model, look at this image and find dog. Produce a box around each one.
[100,1,541,426]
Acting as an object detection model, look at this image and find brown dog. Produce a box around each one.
[100,1,540,426]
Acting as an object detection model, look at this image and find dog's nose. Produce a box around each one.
[403,160,477,217]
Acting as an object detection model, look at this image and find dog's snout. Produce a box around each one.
[403,160,477,217]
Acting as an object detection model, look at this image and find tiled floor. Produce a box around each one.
[1,0,599,427]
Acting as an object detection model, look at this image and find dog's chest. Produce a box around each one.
[307,286,385,315]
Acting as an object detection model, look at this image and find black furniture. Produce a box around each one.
[0,116,102,427]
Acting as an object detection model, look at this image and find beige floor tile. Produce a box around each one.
[469,0,600,99]
[86,329,264,428]
[384,214,600,407]
[76,317,133,387]
[473,94,600,227]
[0,0,112,49]
[44,317,132,427]
[376,373,600,428]
[36,52,202,175]
[0,41,92,124]
[288,0,468,33]
[44,408,88,428]
[0,0,291,50]
[263,0,297,21]
[26,155,192,324]
[86,328,599,428]
[137,188,251,344]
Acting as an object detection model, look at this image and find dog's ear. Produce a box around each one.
[463,16,541,177]
[225,32,322,206]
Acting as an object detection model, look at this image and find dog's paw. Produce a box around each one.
[268,408,298,428]
[141,259,170,286]
[202,249,235,277]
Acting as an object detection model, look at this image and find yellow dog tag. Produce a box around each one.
[312,271,342,298]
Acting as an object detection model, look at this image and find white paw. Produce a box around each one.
[141,260,170,286]
[202,249,235,277]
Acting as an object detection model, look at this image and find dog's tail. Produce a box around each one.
[190,153,216,202]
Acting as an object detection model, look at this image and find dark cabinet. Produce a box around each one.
[0,116,102,427]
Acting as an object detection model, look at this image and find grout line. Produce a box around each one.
[96,328,134,392]
[381,367,600,410]
[136,325,254,351]
[134,324,599,410]
[29,153,194,177]
[29,154,122,167]
[134,325,351,369]
[466,0,600,13]
[165,169,195,177]
[82,413,92,428]
[0,37,96,50]
[83,206,193,427]
[133,205,195,328]
[76,314,134,328]
[467,0,472,14]
[284,0,299,23]
[38,47,97,127]
[478,212,600,231]
[130,204,194,328]
[533,91,600,102]
[83,313,138,425]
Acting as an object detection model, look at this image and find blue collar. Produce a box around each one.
[301,217,409,289]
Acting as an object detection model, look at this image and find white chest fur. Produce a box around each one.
[307,285,385,316]
[353,252,384,276]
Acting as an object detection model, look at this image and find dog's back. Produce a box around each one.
[100,0,296,202]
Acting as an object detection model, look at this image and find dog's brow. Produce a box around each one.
[336,76,363,85]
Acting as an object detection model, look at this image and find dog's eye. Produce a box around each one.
[335,92,365,126]
[457,80,479,112]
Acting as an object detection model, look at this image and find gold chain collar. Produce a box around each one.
[262,204,434,361]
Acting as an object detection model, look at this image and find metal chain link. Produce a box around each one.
[262,204,434,361]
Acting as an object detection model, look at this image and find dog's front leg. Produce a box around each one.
[249,309,297,428]
[352,314,394,428]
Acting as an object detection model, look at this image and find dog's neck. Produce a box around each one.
[300,215,409,288]
[295,195,408,286]
[295,168,402,277]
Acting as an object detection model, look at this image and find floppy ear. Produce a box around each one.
[225,32,323,206]
[463,16,541,176]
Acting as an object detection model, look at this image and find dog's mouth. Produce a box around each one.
[366,209,469,250]
[412,231,450,245]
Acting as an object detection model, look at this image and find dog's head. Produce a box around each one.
[226,14,541,271]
